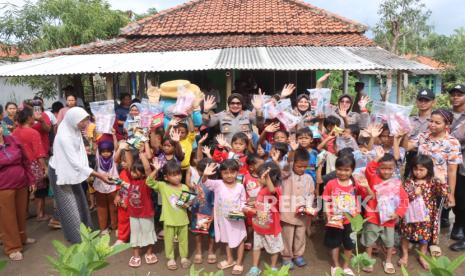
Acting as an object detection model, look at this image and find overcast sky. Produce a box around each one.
[3,0,463,36]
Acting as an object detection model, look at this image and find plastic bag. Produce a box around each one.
[336,136,359,151]
[353,149,376,170]
[307,88,332,116]
[276,111,302,131]
[173,85,196,117]
[371,101,413,135]
[192,213,213,234]
[405,196,429,223]
[374,178,401,224]
[89,100,116,134]
[139,100,164,129]
[263,98,292,120]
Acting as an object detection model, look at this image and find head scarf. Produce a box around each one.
[432,109,454,125]
[338,94,353,111]
[296,94,311,115]
[97,140,114,172]
[124,103,143,130]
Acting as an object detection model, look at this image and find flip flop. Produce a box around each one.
[193,254,203,264]
[128,256,141,268]
[217,260,236,270]
[362,264,374,273]
[383,262,396,274]
[181,258,191,269]
[144,253,158,264]
[232,264,244,275]
[429,245,442,257]
[9,251,23,261]
[167,259,178,270]
[207,254,217,264]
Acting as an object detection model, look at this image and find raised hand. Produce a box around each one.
[202,145,211,156]
[289,135,299,151]
[198,133,208,145]
[251,89,264,110]
[169,117,181,127]
[375,146,385,159]
[152,158,162,172]
[339,107,348,118]
[358,95,371,110]
[204,163,218,176]
[203,95,216,112]
[280,83,296,98]
[170,128,181,142]
[271,150,281,162]
[216,134,227,147]
[367,123,383,138]
[260,167,272,180]
[265,122,280,133]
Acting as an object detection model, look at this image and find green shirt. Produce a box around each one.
[146,177,189,226]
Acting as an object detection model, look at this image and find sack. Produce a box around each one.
[405,196,430,223]
[90,100,116,134]
[374,178,401,224]
[192,213,213,234]
[307,88,332,116]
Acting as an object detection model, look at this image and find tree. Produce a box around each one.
[373,0,432,102]
[0,0,130,99]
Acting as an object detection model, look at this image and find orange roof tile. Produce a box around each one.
[122,0,367,37]
[0,44,18,58]
[403,54,448,70]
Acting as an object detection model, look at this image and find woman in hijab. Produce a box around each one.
[292,94,313,129]
[123,103,142,136]
[48,107,112,244]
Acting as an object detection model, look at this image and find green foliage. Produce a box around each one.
[0,260,6,271]
[47,223,130,276]
[325,72,360,104]
[263,263,290,276]
[417,250,465,276]
[188,265,224,276]
[134,7,158,21]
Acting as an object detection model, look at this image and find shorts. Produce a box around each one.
[361,222,395,248]
[324,224,355,250]
[253,233,284,254]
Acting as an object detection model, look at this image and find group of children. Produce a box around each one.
[84,109,447,276]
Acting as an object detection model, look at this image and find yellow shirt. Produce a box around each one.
[180,132,196,169]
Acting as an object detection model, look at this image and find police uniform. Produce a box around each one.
[203,110,263,143]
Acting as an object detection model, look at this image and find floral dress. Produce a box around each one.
[400,178,448,244]
[410,132,463,184]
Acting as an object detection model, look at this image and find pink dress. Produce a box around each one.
[204,179,247,248]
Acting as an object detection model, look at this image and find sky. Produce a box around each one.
[2,0,463,36]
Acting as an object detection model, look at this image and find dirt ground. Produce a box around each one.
[2,200,465,276]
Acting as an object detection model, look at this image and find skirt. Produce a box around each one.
[130,217,157,248]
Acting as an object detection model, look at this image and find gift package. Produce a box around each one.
[172,85,195,117]
[405,196,430,223]
[371,101,413,135]
[90,100,116,134]
[374,178,401,224]
[192,213,213,234]
[307,88,332,116]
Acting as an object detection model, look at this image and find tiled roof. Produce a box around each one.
[122,0,366,37]
[0,44,18,58]
[403,54,448,70]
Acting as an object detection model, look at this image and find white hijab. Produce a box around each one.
[49,107,93,185]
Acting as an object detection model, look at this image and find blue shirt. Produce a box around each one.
[115,105,130,132]
[305,149,318,182]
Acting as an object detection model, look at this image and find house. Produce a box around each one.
[0,0,433,107]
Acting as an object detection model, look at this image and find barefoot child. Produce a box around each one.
[147,160,191,270]
[322,155,373,276]
[399,155,447,269]
[246,162,284,276]
[362,149,408,274]
[203,159,247,275]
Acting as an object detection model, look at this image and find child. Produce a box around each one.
[125,157,158,268]
[243,154,265,250]
[318,115,341,155]
[322,155,373,276]
[399,155,447,269]
[280,148,314,269]
[94,140,119,235]
[151,128,185,168]
[213,132,250,175]
[246,162,284,276]
[269,142,289,169]
[147,160,191,270]
[375,124,406,178]
[188,158,217,265]
[291,128,317,182]
[167,117,196,173]
[203,159,247,275]
[362,149,408,274]
[258,122,289,154]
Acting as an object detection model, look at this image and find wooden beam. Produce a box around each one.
[396,71,402,104]
[343,71,349,94]
[105,74,114,100]
[226,70,232,98]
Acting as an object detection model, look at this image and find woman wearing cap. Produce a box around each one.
[408,109,463,257]
[203,92,264,143]
[49,107,112,243]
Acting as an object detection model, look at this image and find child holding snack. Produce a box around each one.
[322,155,373,276]
[147,160,192,270]
[290,128,318,182]
[280,148,315,269]
[203,159,247,275]
[362,148,408,274]
[399,155,447,270]
[213,132,252,175]
[246,162,283,276]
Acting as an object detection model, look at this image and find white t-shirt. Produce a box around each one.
[45,110,57,125]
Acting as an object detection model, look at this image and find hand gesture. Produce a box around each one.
[204,163,218,176]
[202,145,211,156]
[170,128,181,142]
[280,83,296,98]
[375,146,385,159]
[358,95,370,110]
[367,123,383,138]
[198,133,208,145]
[339,107,348,118]
[203,95,216,112]
[289,135,299,151]
[245,131,253,141]
[271,150,281,163]
[265,122,280,133]
[114,194,121,207]
[251,89,264,110]
[216,134,228,148]
[152,158,163,172]
[260,167,271,180]
[169,117,181,127]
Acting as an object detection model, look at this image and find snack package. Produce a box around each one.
[405,196,430,223]
[176,191,197,208]
[173,85,195,117]
[374,178,401,224]
[307,88,332,116]
[276,111,302,131]
[90,100,116,134]
[228,211,246,221]
[192,213,213,234]
[371,101,413,135]
[127,127,148,150]
[326,215,344,229]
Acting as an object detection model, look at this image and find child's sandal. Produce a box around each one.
[232,264,244,275]
[145,253,158,264]
[207,254,217,264]
[383,262,396,274]
[129,256,141,268]
[362,264,374,273]
[181,258,191,269]
[167,259,178,270]
[193,254,203,264]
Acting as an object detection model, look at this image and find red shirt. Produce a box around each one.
[0,136,34,189]
[32,112,51,156]
[323,179,364,226]
[12,126,45,162]
[321,133,336,154]
[127,175,154,218]
[212,148,248,175]
[364,161,408,227]
[243,173,261,199]
[252,186,282,236]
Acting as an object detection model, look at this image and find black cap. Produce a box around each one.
[449,84,465,94]
[416,88,435,100]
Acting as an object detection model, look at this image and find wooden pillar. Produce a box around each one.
[89,75,95,102]
[105,74,114,100]
[396,71,402,104]
[343,71,349,94]
[226,70,232,98]
[56,75,62,100]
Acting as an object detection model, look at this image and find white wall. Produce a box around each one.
[0,77,56,108]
